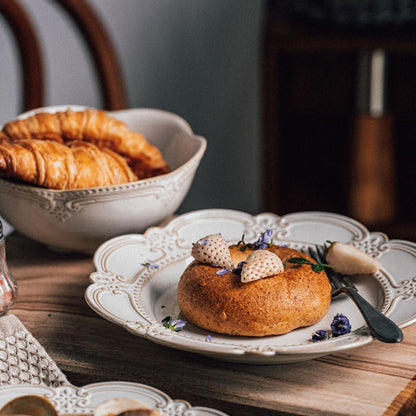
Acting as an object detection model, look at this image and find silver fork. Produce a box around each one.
[307,245,403,343]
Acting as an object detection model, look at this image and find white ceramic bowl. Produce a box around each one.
[0,106,206,253]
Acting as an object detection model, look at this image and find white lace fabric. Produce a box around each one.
[0,314,68,387]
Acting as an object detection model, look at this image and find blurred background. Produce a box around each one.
[1,0,415,241]
[0,0,263,216]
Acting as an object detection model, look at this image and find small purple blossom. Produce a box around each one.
[310,313,351,342]
[162,316,186,332]
[253,229,274,249]
[312,330,329,342]
[206,334,212,342]
[232,261,246,275]
[216,268,229,276]
[173,320,187,331]
[330,313,352,337]
[142,262,159,271]
[198,238,210,246]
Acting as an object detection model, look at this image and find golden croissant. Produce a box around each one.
[0,138,138,189]
[2,108,170,179]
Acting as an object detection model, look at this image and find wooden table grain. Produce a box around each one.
[6,232,416,416]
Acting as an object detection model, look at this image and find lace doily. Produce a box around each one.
[0,314,68,387]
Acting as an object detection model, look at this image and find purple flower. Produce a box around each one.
[206,334,212,342]
[142,262,159,271]
[216,268,229,276]
[162,316,186,332]
[312,330,329,342]
[172,319,187,331]
[232,261,246,275]
[253,229,274,249]
[330,313,351,337]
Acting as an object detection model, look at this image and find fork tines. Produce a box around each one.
[306,244,355,295]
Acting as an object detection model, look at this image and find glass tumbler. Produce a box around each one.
[0,221,17,315]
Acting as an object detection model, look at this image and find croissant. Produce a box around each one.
[0,138,138,190]
[2,109,170,179]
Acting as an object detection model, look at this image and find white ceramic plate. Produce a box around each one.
[85,209,416,364]
[0,381,228,415]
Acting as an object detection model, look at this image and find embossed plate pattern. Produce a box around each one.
[0,381,229,415]
[86,209,416,364]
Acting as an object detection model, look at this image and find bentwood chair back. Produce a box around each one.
[0,0,127,112]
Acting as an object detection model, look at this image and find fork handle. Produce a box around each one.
[334,287,403,343]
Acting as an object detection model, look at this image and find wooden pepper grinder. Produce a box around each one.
[349,48,395,225]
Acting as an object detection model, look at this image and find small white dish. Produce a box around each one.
[0,381,229,415]
[86,209,416,364]
[0,106,206,253]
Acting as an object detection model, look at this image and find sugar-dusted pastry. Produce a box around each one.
[0,139,137,189]
[177,233,332,337]
[2,108,170,179]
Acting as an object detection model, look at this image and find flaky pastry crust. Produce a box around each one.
[2,108,170,180]
[0,139,137,189]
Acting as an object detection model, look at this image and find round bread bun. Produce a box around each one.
[177,245,331,337]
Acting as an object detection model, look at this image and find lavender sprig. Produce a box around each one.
[311,313,351,342]
[331,313,352,337]
[142,261,159,271]
[312,330,329,342]
[238,229,274,252]
[253,229,274,249]
[162,316,186,332]
[232,261,246,275]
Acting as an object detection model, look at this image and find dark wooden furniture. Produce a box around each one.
[0,0,126,111]
[262,2,416,241]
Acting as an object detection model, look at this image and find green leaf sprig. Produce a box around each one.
[288,256,333,273]
[237,234,249,252]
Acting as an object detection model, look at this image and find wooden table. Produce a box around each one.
[7,231,416,416]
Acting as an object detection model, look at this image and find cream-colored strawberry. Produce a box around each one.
[191,234,234,270]
[326,241,381,275]
[240,249,284,283]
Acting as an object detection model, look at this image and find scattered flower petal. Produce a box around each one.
[312,330,329,342]
[310,314,351,342]
[331,313,351,337]
[232,261,246,275]
[253,229,274,250]
[142,262,159,270]
[206,334,212,342]
[216,268,229,276]
[162,316,186,332]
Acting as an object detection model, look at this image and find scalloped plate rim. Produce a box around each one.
[86,209,416,364]
[0,380,229,416]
